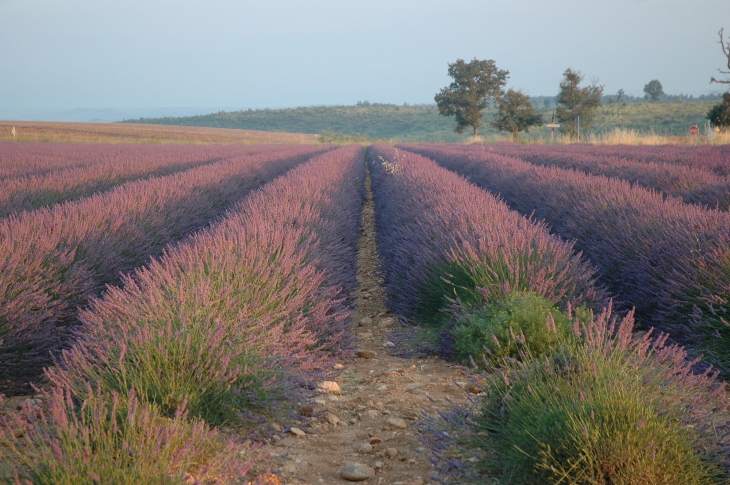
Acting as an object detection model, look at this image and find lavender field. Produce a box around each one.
[0,141,728,484]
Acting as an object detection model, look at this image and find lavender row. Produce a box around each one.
[474,143,730,210]
[488,142,730,176]
[367,144,603,331]
[0,141,268,181]
[49,145,365,427]
[0,145,323,388]
[404,144,730,372]
[0,146,246,219]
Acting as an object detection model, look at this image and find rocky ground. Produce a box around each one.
[245,172,474,485]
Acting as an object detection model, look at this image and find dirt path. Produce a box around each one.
[247,168,471,485]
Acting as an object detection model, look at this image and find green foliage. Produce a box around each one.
[415,262,486,326]
[317,129,374,145]
[470,316,726,484]
[644,80,665,102]
[452,293,570,367]
[556,68,603,138]
[491,89,544,141]
[594,99,718,134]
[121,100,721,141]
[0,387,242,485]
[707,92,730,132]
[435,58,509,137]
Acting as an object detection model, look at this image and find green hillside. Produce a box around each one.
[122,100,719,142]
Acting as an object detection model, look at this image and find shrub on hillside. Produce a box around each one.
[0,386,246,485]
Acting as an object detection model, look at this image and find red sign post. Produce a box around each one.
[689,125,700,136]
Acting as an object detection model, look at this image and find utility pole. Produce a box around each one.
[545,108,560,143]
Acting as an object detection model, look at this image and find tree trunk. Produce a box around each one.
[473,125,479,139]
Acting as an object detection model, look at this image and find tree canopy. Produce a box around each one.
[707,92,730,132]
[555,68,603,139]
[490,89,543,141]
[644,80,664,101]
[435,58,509,138]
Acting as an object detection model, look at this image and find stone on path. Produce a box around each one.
[289,427,306,437]
[378,317,395,327]
[320,381,341,394]
[340,464,375,481]
[466,383,482,394]
[387,417,408,429]
[359,317,373,325]
[358,443,373,454]
[356,349,376,359]
[326,413,340,425]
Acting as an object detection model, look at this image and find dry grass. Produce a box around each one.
[584,127,730,146]
[464,128,730,146]
[0,121,318,145]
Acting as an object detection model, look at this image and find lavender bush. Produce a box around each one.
[404,144,730,374]
[451,292,573,367]
[48,146,365,425]
[0,385,248,484]
[367,145,604,356]
[421,307,730,484]
[0,145,323,390]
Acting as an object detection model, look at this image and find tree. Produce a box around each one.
[644,80,664,101]
[435,58,509,138]
[490,89,543,141]
[711,28,730,85]
[543,98,552,108]
[616,88,626,115]
[707,92,730,132]
[555,68,603,139]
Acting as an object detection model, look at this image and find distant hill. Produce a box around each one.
[121,100,721,142]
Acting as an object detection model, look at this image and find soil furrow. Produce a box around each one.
[248,165,470,485]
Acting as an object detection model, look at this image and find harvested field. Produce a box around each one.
[0,121,317,145]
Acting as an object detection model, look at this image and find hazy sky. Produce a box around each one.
[2,0,729,118]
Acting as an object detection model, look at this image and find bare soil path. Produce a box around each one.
[247,168,471,485]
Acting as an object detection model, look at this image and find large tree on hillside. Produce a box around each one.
[490,89,543,141]
[435,58,509,138]
[644,80,664,101]
[555,68,603,139]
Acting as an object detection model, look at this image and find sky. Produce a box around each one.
[1,0,729,120]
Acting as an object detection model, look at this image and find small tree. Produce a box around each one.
[435,58,509,138]
[616,88,625,115]
[711,28,730,85]
[490,89,543,141]
[707,92,730,132]
[644,80,664,101]
[555,68,603,139]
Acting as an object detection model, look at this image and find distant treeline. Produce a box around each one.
[122,98,723,141]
